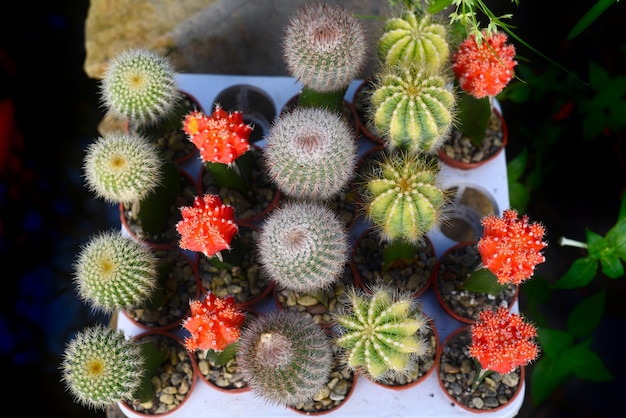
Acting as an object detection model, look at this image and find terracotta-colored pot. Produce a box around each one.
[437,108,508,170]
[437,325,526,413]
[351,78,384,146]
[433,241,519,324]
[118,330,198,417]
[350,226,438,299]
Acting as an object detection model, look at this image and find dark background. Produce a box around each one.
[1,1,625,417]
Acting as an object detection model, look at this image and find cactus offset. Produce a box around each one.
[83,132,163,204]
[332,285,430,382]
[237,310,332,407]
[100,48,181,126]
[379,11,449,71]
[60,324,145,409]
[361,151,448,243]
[264,107,358,201]
[257,200,349,293]
[73,231,158,313]
[371,64,455,154]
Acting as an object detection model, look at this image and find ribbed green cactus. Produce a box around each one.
[237,310,332,407]
[361,151,448,243]
[257,200,349,293]
[378,12,450,71]
[100,48,181,126]
[73,231,158,313]
[371,64,456,154]
[83,132,163,204]
[282,2,367,110]
[264,107,358,201]
[332,285,430,382]
[60,324,145,409]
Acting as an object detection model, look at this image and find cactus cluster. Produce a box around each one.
[257,200,349,293]
[237,310,333,407]
[332,285,430,382]
[73,230,158,313]
[60,325,145,409]
[264,106,358,201]
[361,151,448,244]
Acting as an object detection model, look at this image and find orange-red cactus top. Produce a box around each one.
[477,208,547,285]
[452,31,517,99]
[183,106,252,165]
[182,291,246,353]
[469,306,538,375]
[176,193,238,258]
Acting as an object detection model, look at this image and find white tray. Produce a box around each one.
[116,74,521,418]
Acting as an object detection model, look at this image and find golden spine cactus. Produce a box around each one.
[361,151,448,243]
[379,12,450,71]
[370,64,456,154]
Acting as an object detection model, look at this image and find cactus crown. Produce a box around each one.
[100,48,181,126]
[282,2,367,93]
[332,284,430,382]
[264,107,358,200]
[237,310,333,407]
[257,200,349,293]
[60,324,145,409]
[83,132,163,204]
[370,63,456,154]
[360,151,448,244]
[73,230,158,313]
[379,11,450,71]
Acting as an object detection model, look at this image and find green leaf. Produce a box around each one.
[531,356,572,405]
[567,0,617,40]
[582,109,609,139]
[566,290,605,338]
[606,217,626,259]
[600,253,624,278]
[459,268,505,295]
[507,148,528,182]
[587,60,611,90]
[551,257,598,289]
[382,241,418,273]
[507,181,530,214]
[521,276,551,326]
[537,327,573,357]
[427,0,453,14]
[586,228,607,256]
[565,339,614,382]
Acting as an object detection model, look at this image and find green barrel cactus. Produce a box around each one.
[371,64,455,154]
[100,48,181,126]
[264,107,358,201]
[60,324,145,409]
[379,12,449,71]
[361,151,448,243]
[83,132,163,204]
[73,231,158,313]
[237,310,333,407]
[257,200,349,293]
[332,285,430,382]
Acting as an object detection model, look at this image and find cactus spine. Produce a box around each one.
[237,310,332,407]
[378,12,450,71]
[73,231,158,313]
[257,200,349,293]
[264,107,358,201]
[333,285,430,382]
[100,48,181,126]
[362,151,447,243]
[83,132,163,204]
[371,64,455,154]
[60,324,145,409]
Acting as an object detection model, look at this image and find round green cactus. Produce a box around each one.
[73,231,158,313]
[100,48,181,126]
[282,2,367,94]
[83,132,163,204]
[264,107,358,201]
[257,200,349,293]
[60,324,145,409]
[361,151,448,243]
[371,64,456,154]
[378,12,450,71]
[332,285,430,382]
[237,310,333,407]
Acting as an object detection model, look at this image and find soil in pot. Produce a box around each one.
[434,241,518,324]
[438,326,524,412]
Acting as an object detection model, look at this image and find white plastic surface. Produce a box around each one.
[116,74,522,418]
